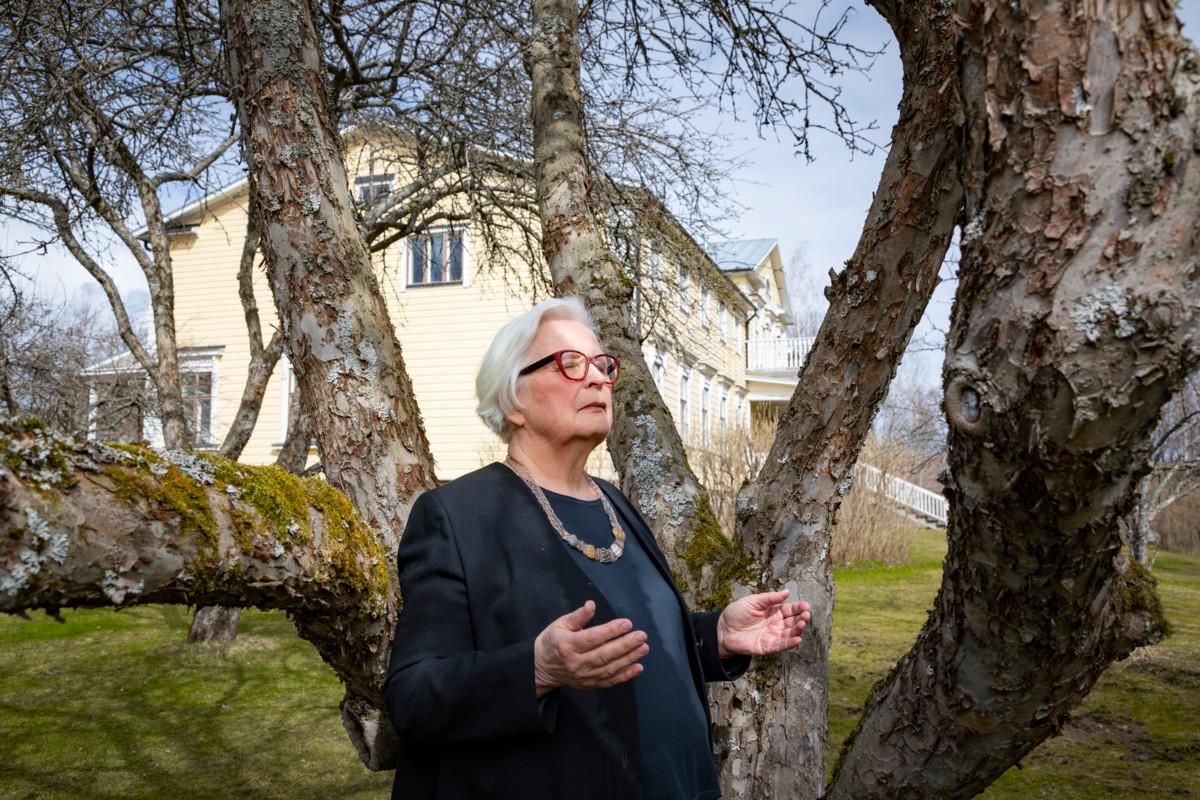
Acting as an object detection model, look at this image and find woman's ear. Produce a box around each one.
[505,409,526,429]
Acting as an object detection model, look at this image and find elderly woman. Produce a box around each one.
[384,297,811,800]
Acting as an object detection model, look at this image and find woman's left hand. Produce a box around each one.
[716,589,812,658]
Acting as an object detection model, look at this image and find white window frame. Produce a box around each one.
[700,286,710,327]
[403,227,469,288]
[718,302,727,342]
[720,385,729,429]
[354,172,393,206]
[701,379,711,446]
[84,346,221,448]
[649,246,665,292]
[651,348,666,395]
[678,366,691,440]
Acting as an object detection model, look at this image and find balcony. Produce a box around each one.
[746,337,813,373]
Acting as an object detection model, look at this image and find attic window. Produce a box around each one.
[355,173,393,206]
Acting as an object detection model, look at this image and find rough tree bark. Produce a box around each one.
[220,0,439,769]
[712,2,964,796]
[529,0,962,796]
[0,421,390,710]
[828,1,1191,796]
[529,0,723,604]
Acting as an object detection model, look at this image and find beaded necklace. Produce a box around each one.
[504,457,626,564]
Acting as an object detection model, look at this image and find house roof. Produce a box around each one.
[704,239,778,272]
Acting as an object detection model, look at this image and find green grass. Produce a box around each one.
[1,534,1196,798]
[0,606,391,799]
[829,531,1200,799]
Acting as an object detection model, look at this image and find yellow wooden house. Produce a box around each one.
[92,142,803,481]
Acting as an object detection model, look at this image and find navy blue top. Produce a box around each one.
[544,489,722,800]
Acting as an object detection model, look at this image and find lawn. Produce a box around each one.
[1,532,1196,798]
[829,532,1200,799]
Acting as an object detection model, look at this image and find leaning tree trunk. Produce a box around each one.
[220,0,439,769]
[0,423,391,716]
[529,0,722,591]
[707,1,964,796]
[277,382,314,474]
[829,1,1192,796]
[531,1,963,796]
[219,191,285,463]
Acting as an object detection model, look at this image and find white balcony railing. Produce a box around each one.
[746,337,814,372]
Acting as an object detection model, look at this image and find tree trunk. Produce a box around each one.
[276,374,313,475]
[0,422,390,705]
[219,192,285,462]
[197,165,283,645]
[702,2,964,796]
[828,2,1192,795]
[187,604,241,642]
[220,0,439,769]
[221,0,436,542]
[528,0,721,605]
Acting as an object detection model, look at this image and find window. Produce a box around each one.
[648,247,665,291]
[718,302,727,341]
[182,370,215,447]
[720,386,729,429]
[734,313,743,354]
[410,230,464,285]
[701,379,711,446]
[738,392,748,428]
[678,368,691,439]
[678,272,690,311]
[355,173,393,206]
[652,350,666,395]
[700,286,709,327]
[91,374,147,443]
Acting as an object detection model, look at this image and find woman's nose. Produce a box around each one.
[583,358,606,386]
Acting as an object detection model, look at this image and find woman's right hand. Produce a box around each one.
[533,600,649,696]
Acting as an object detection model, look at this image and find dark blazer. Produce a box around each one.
[383,462,747,800]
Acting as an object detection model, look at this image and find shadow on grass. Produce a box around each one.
[0,606,390,800]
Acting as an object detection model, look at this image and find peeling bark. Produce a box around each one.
[695,2,965,796]
[220,0,440,769]
[829,2,1193,796]
[529,0,719,604]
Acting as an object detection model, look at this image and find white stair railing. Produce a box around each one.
[854,463,948,528]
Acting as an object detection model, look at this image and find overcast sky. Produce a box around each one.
[4,1,1198,388]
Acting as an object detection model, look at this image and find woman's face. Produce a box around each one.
[507,318,614,449]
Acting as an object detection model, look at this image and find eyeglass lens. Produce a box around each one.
[560,351,618,381]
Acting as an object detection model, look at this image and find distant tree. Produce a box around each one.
[0,283,123,435]
[1129,371,1200,563]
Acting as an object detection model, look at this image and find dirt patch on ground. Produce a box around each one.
[1061,709,1153,751]
[1060,708,1200,768]
[1117,648,1200,688]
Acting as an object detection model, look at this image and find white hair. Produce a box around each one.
[476,296,595,442]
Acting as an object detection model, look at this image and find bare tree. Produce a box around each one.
[1129,371,1200,563]
[829,1,1192,794]
[0,282,125,435]
[4,3,1199,800]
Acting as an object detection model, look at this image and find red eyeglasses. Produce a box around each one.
[519,350,620,385]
